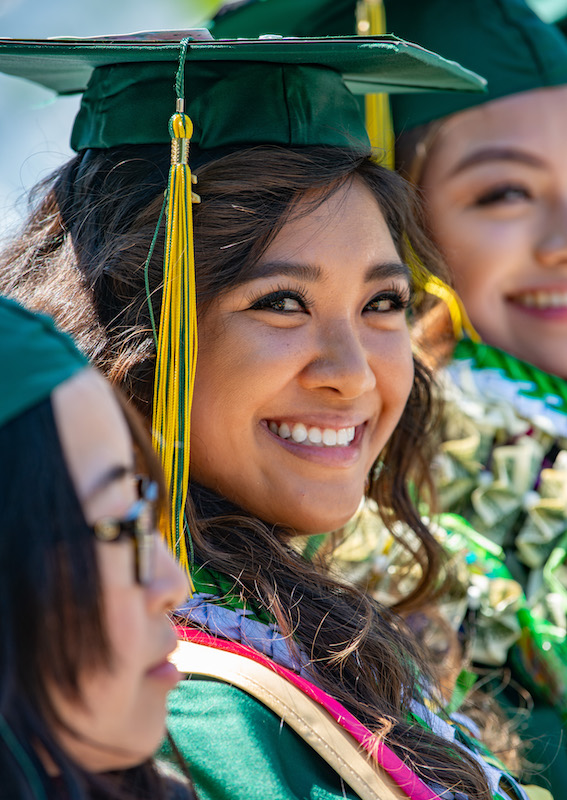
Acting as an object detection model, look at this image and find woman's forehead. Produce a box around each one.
[423,86,567,180]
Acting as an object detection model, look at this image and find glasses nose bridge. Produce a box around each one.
[134,478,160,584]
[92,477,160,585]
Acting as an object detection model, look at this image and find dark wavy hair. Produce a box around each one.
[0,391,192,799]
[0,144,492,797]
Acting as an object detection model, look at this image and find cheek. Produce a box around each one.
[426,202,511,302]
[192,325,304,424]
[98,545,145,678]
[370,330,414,408]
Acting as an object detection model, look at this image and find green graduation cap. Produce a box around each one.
[383,0,567,133]
[205,2,398,161]
[0,31,485,152]
[0,296,87,428]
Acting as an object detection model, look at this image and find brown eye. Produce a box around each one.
[475,184,531,206]
[250,290,307,313]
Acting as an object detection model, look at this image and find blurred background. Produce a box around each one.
[0,0,565,238]
[0,0,222,236]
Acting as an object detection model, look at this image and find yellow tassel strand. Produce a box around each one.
[152,40,199,588]
[356,0,394,168]
[404,237,481,342]
[423,275,481,343]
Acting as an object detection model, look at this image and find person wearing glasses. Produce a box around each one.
[0,296,194,799]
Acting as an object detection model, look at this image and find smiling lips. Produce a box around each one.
[268,421,357,447]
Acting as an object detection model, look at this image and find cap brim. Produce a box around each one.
[0,34,485,96]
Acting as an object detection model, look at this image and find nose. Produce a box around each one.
[298,319,376,399]
[534,204,567,268]
[149,536,190,612]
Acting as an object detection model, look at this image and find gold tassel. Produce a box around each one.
[423,275,481,342]
[404,237,481,342]
[152,40,200,588]
[356,0,394,169]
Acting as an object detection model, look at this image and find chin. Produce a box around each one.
[287,504,361,536]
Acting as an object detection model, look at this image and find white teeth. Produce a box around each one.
[291,423,308,443]
[308,427,322,444]
[516,290,567,309]
[322,428,337,446]
[269,421,358,447]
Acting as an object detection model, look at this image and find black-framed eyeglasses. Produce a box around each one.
[92,477,159,585]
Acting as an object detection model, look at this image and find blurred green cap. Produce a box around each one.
[384,0,567,132]
[0,296,88,427]
[209,0,567,133]
[209,0,356,38]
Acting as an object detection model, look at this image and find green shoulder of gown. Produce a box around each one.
[159,676,361,800]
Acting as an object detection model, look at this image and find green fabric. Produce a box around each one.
[0,296,87,427]
[191,564,274,625]
[72,61,369,151]
[525,705,567,793]
[497,696,567,794]
[0,35,484,152]
[160,677,360,800]
[384,0,567,132]
[209,0,357,38]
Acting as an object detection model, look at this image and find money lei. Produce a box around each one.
[440,339,567,715]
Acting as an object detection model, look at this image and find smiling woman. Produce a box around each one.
[415,85,567,377]
[390,0,567,378]
[0,297,193,799]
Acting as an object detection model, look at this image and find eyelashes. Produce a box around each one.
[474,183,532,206]
[247,285,313,313]
[365,286,413,313]
[246,283,412,314]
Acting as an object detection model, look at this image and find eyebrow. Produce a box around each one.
[449,147,544,177]
[248,260,410,284]
[85,464,134,503]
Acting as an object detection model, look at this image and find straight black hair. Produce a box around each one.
[0,395,192,799]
